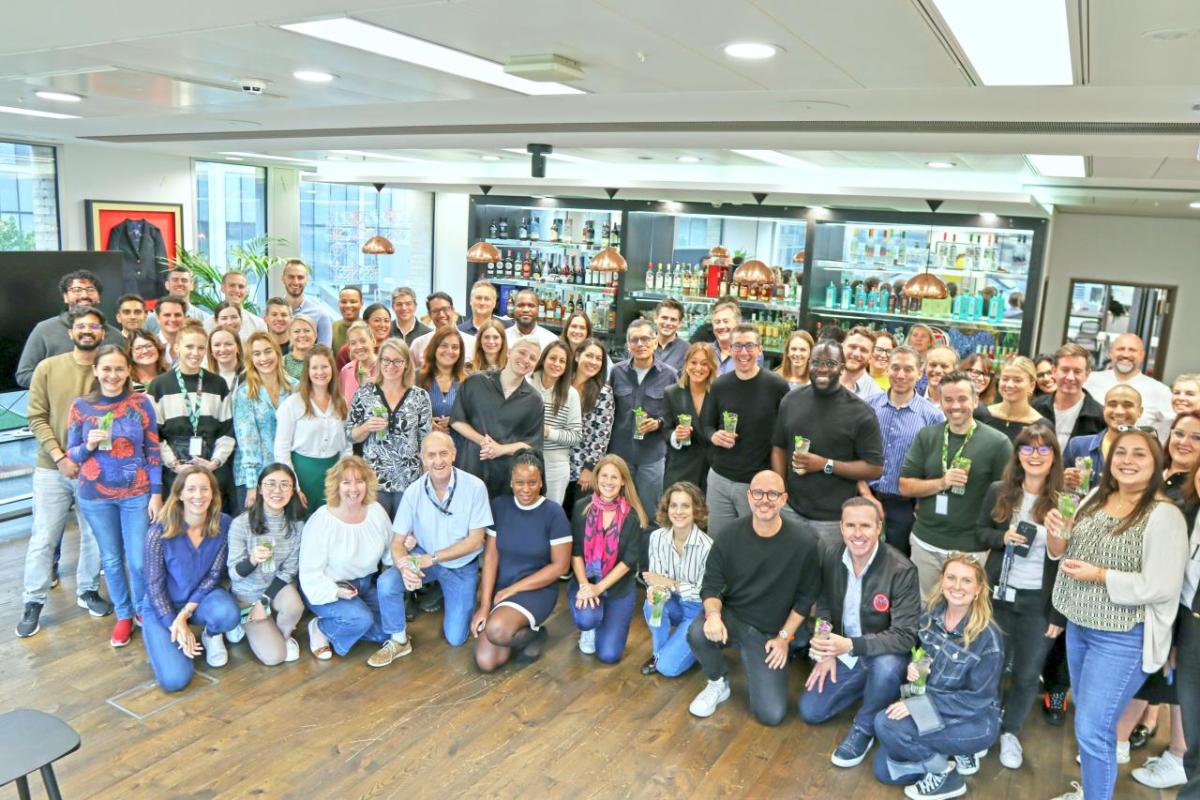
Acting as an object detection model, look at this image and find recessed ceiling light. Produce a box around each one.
[34,90,82,103]
[723,42,778,60]
[1026,154,1086,178]
[218,151,322,165]
[0,105,78,119]
[328,149,423,162]
[730,149,817,169]
[677,156,701,163]
[281,18,585,96]
[293,70,336,83]
[933,0,1072,85]
[1189,201,1200,209]
[324,155,347,161]
[1144,28,1193,41]
[980,212,998,222]
[481,155,502,162]
[224,156,244,161]
[926,160,957,169]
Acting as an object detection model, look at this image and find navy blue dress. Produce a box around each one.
[429,378,464,451]
[489,495,572,628]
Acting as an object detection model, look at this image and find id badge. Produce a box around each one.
[189,436,203,457]
[934,493,949,516]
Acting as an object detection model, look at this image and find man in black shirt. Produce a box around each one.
[686,470,819,726]
[799,498,919,768]
[770,340,883,545]
[700,323,790,537]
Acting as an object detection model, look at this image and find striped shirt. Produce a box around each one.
[147,368,235,470]
[644,525,713,603]
[527,375,582,453]
[866,390,945,495]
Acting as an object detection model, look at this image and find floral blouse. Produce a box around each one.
[569,383,615,481]
[345,383,432,493]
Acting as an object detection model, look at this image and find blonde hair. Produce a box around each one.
[323,455,378,509]
[679,342,718,391]
[1000,355,1038,398]
[588,454,650,528]
[924,552,994,648]
[375,337,415,389]
[158,466,224,540]
[242,332,290,407]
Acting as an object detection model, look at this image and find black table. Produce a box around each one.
[0,709,80,800]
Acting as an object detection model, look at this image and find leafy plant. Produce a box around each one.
[160,235,288,314]
[0,218,35,251]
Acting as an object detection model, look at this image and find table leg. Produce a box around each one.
[15,775,31,800]
[39,765,62,800]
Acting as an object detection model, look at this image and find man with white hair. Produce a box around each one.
[1084,333,1173,440]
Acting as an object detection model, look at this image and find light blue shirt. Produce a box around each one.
[392,468,491,570]
[294,296,335,347]
[841,543,880,639]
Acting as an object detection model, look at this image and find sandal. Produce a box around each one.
[308,618,332,661]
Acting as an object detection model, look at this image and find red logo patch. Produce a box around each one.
[873,593,890,612]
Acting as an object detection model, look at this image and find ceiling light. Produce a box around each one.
[501,147,592,164]
[218,151,322,165]
[730,149,817,169]
[1144,28,1193,41]
[293,70,336,83]
[328,149,423,162]
[481,155,501,162]
[34,90,82,103]
[926,160,957,169]
[1027,154,1086,178]
[1189,202,1200,210]
[224,156,244,161]
[324,155,347,161]
[980,212,998,222]
[281,18,585,96]
[933,0,1072,85]
[723,42,778,60]
[0,105,78,119]
[677,155,701,163]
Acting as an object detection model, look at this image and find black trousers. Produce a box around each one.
[994,589,1058,735]
[1174,605,1200,799]
[687,610,790,727]
[879,494,916,557]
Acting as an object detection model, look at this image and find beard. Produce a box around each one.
[1114,360,1137,375]
[74,337,100,351]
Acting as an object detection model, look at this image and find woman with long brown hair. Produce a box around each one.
[568,338,614,511]
[470,317,509,373]
[664,342,717,491]
[141,465,239,692]
[207,327,244,389]
[959,351,997,410]
[872,553,1003,797]
[775,329,814,389]
[274,344,350,514]
[569,453,649,663]
[1046,428,1189,800]
[126,328,168,393]
[529,340,582,505]
[977,422,1065,769]
[416,326,468,450]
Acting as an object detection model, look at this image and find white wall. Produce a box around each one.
[56,143,194,251]
[1038,212,1200,381]
[433,192,470,308]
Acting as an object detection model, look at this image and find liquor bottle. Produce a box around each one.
[607,298,617,330]
[488,219,498,238]
[672,263,682,293]
[847,227,861,262]
[521,251,531,279]
[537,292,547,321]
[611,223,621,247]
[517,218,529,240]
[601,222,611,247]
[880,284,892,313]
[549,219,561,243]
[656,263,667,292]
[560,254,570,283]
[498,218,509,238]
[867,285,880,312]
[582,220,593,245]
[865,229,876,261]
[825,281,837,308]
[506,292,515,316]
[839,278,852,310]
[486,256,496,279]
[563,218,574,244]
[502,249,513,276]
[531,252,542,282]
[645,262,655,291]
[854,283,867,311]
[530,216,541,241]
[878,230,888,264]
[718,268,730,298]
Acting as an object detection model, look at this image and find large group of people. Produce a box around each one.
[18,264,1200,800]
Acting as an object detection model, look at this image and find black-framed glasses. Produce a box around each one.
[966,369,988,380]
[749,489,784,501]
[1018,445,1053,456]
[730,342,760,352]
[380,357,406,368]
[626,336,653,346]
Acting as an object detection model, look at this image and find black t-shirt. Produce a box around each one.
[700,368,791,483]
[700,515,820,634]
[450,371,544,497]
[771,385,884,520]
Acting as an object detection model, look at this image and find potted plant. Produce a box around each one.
[160,234,288,314]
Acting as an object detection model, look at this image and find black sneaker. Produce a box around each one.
[831,727,875,767]
[1044,690,1067,727]
[904,769,966,799]
[77,590,113,617]
[640,657,658,676]
[16,602,43,637]
[418,583,443,614]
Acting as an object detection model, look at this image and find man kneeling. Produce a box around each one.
[800,497,920,767]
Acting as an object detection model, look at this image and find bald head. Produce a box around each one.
[747,470,787,527]
[751,470,785,493]
[421,430,456,482]
[1110,334,1146,376]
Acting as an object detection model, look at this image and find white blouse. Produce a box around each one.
[274,391,352,464]
[298,503,394,606]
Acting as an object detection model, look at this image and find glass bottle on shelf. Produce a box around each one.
[521,251,531,279]
[563,218,574,244]
[498,218,509,238]
[517,218,529,240]
[611,223,621,247]
[532,252,542,282]
[488,219,498,238]
[601,221,611,247]
[487,256,496,279]
[549,219,561,243]
[530,215,541,241]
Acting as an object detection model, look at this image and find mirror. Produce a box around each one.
[1065,280,1173,378]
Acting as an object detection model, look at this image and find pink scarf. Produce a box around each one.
[582,493,630,580]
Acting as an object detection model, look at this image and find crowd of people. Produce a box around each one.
[17,262,1200,800]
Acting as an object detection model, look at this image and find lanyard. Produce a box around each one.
[941,420,976,471]
[175,368,203,436]
[424,471,457,516]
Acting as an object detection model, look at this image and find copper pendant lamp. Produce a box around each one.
[903,271,949,299]
[707,244,732,266]
[361,183,396,255]
[590,246,627,272]
[732,258,775,285]
[466,240,502,263]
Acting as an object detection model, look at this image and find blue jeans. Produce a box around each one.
[309,570,407,656]
[23,467,101,603]
[642,595,702,677]
[628,461,665,522]
[1067,621,1148,800]
[799,653,908,736]
[872,704,999,782]
[141,588,240,693]
[77,495,150,620]
[569,583,637,664]
[398,548,479,647]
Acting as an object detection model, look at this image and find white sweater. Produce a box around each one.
[298,503,393,606]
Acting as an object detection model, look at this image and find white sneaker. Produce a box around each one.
[202,630,228,668]
[285,636,300,663]
[688,677,731,718]
[225,623,245,644]
[999,733,1023,769]
[1132,750,1187,789]
[578,629,596,655]
[1049,782,1083,800]
[953,750,985,776]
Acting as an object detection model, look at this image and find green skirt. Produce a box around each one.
[293,452,339,516]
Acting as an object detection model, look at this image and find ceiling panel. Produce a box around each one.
[1088,0,1200,86]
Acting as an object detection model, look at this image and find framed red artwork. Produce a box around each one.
[85,200,183,260]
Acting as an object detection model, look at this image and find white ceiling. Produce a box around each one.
[2,0,1200,216]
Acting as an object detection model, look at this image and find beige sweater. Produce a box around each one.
[27,352,96,470]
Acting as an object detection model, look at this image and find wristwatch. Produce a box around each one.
[430,552,440,565]
[846,640,855,657]
[823,459,835,475]
[777,628,794,642]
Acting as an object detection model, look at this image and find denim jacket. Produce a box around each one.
[608,359,677,465]
[916,605,1004,727]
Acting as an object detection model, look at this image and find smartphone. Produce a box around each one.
[1013,521,1037,558]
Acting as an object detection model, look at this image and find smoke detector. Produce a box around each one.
[237,78,269,95]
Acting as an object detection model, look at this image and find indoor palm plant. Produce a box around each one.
[161,234,288,314]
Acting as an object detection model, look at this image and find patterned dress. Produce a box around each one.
[345,383,433,493]
[569,383,615,482]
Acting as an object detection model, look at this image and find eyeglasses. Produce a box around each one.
[72,323,103,332]
[626,336,653,346]
[966,370,989,380]
[1018,445,1053,456]
[262,480,293,491]
[131,344,159,353]
[1036,371,1054,379]
[730,342,760,352]
[749,489,784,501]
[65,285,95,296]
[873,347,893,356]
[947,551,981,565]
[1116,425,1158,434]
[1170,429,1200,444]
[380,357,406,368]
[810,359,843,370]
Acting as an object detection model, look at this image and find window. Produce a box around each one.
[299,181,433,311]
[195,161,267,264]
[0,141,59,250]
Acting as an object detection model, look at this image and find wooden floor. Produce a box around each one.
[0,530,1180,800]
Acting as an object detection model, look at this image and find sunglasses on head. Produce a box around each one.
[1116,425,1158,434]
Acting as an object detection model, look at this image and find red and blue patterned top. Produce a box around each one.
[66,391,162,500]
